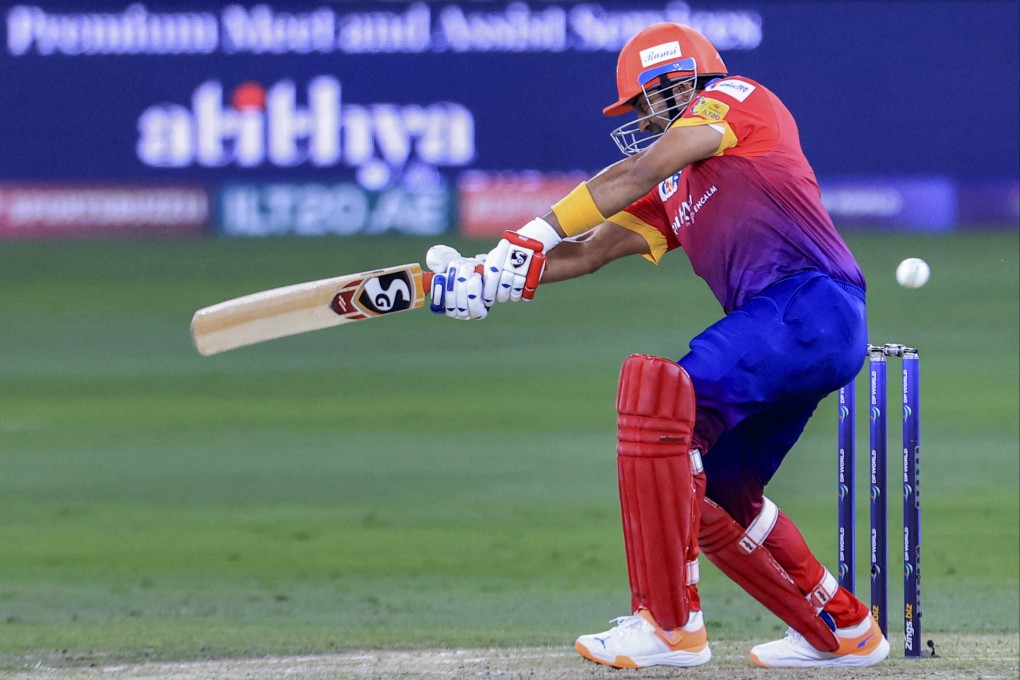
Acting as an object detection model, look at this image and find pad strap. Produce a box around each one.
[689,448,704,474]
[738,497,779,553]
[808,569,839,609]
[686,559,700,586]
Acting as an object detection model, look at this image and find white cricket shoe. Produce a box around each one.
[574,608,711,668]
[749,612,890,668]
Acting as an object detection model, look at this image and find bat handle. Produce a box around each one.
[421,265,484,295]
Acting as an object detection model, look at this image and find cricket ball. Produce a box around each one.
[896,258,930,289]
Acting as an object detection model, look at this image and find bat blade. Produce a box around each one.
[191,263,429,356]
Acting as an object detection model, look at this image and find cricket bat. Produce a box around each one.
[191,263,440,356]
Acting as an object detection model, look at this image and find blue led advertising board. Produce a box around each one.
[1,2,1016,236]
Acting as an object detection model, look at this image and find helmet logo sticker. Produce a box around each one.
[639,41,682,67]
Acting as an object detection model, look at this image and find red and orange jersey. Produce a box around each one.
[609,76,865,313]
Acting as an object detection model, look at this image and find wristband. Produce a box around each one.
[551,182,607,237]
[516,217,562,252]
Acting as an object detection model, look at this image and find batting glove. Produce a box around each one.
[425,245,487,320]
[482,218,562,305]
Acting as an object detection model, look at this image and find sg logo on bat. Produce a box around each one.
[332,270,415,318]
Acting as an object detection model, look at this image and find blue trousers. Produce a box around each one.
[678,270,867,526]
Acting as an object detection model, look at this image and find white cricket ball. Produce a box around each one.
[896,258,930,289]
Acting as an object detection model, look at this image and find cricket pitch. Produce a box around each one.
[7,634,1018,679]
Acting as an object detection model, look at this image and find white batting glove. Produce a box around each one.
[425,245,487,320]
[482,218,562,305]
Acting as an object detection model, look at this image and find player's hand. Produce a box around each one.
[425,245,488,320]
[482,218,561,304]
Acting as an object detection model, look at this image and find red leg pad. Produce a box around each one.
[699,498,839,652]
[617,354,698,630]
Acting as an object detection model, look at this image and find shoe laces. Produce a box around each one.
[782,627,807,644]
[780,626,829,654]
[608,615,649,637]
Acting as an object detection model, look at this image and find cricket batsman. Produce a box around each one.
[427,22,887,669]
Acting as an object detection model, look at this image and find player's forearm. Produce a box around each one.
[541,223,650,284]
[541,239,602,283]
[586,153,667,216]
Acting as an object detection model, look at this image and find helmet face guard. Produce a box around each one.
[610,57,699,156]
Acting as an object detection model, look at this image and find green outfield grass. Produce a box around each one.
[0,230,1017,666]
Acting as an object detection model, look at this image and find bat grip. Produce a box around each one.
[421,265,484,295]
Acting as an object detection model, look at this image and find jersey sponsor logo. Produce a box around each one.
[639,41,681,67]
[690,96,730,122]
[705,79,757,102]
[658,172,681,200]
[669,185,718,234]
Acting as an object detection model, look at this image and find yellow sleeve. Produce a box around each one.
[606,211,670,264]
[669,104,738,156]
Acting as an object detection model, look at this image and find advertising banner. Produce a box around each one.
[957,181,1020,228]
[216,182,453,237]
[458,171,588,237]
[1,2,1017,237]
[819,178,958,233]
[0,185,208,239]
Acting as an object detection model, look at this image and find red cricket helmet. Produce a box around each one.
[604,23,728,116]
